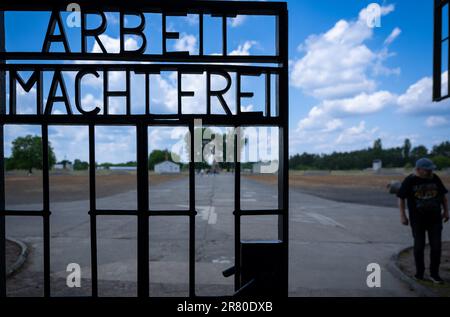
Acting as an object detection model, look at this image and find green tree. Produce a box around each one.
[410,145,428,161]
[59,159,71,169]
[432,155,450,170]
[402,138,411,162]
[73,159,89,170]
[372,138,383,156]
[10,135,56,173]
[431,141,450,157]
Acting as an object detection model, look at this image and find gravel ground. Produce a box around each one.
[6,240,21,275]
[292,186,398,208]
[397,241,450,297]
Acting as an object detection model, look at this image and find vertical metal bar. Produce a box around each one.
[41,123,51,297]
[188,121,196,297]
[136,123,149,297]
[447,3,450,96]
[199,13,204,56]
[206,72,211,115]
[0,9,6,298]
[234,131,241,291]
[37,72,43,115]
[433,0,443,100]
[236,72,241,116]
[145,73,150,115]
[222,16,227,56]
[126,70,131,115]
[276,8,289,297]
[162,13,167,54]
[265,73,271,117]
[8,71,16,115]
[103,70,109,115]
[88,124,98,297]
[177,72,183,115]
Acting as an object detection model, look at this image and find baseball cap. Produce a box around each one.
[415,158,436,171]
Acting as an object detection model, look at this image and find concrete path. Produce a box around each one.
[6,173,448,296]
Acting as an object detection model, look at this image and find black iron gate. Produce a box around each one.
[0,0,288,297]
[433,0,450,101]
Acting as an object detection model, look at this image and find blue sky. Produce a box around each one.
[3,1,450,163]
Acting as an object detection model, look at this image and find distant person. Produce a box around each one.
[397,158,449,284]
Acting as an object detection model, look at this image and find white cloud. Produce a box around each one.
[323,119,344,133]
[229,41,257,56]
[335,121,379,146]
[105,13,120,25]
[229,15,246,27]
[94,126,136,163]
[92,34,139,53]
[396,71,450,114]
[186,14,199,25]
[372,47,400,76]
[290,120,383,154]
[297,91,395,132]
[290,4,397,100]
[290,4,409,154]
[13,86,37,114]
[174,34,197,55]
[425,116,449,127]
[384,27,401,45]
[150,73,179,113]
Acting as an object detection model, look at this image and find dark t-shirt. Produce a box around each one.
[397,173,448,222]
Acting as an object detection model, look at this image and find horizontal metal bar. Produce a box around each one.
[0,210,51,216]
[0,63,282,73]
[149,210,195,216]
[0,114,283,126]
[433,94,450,102]
[0,53,283,65]
[234,209,283,216]
[89,209,196,216]
[436,0,450,9]
[0,0,287,15]
[89,209,138,216]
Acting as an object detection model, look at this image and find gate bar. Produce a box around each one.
[0,9,6,298]
[41,124,51,297]
[188,121,196,297]
[276,8,289,297]
[88,124,98,297]
[234,133,241,291]
[137,123,149,297]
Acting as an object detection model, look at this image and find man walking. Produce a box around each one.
[397,158,449,283]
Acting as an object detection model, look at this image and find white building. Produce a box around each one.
[54,162,73,171]
[372,159,382,172]
[252,161,278,174]
[154,160,180,174]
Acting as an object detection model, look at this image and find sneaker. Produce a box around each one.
[413,274,425,281]
[429,275,444,284]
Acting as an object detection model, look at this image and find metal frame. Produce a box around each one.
[0,0,289,298]
[433,0,450,101]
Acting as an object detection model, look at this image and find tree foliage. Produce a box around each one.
[73,159,89,170]
[289,139,450,170]
[7,135,57,173]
